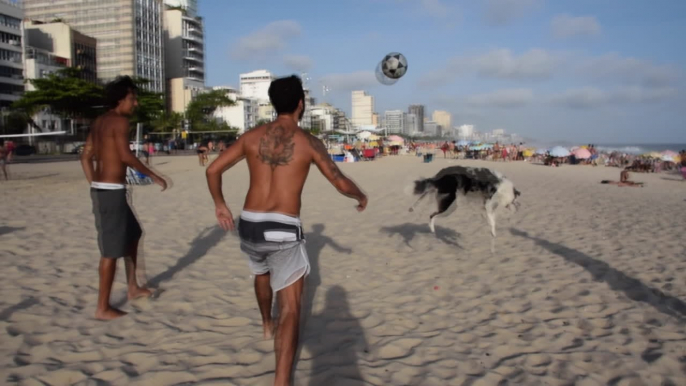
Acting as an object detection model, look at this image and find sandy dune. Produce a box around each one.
[1,155,685,385]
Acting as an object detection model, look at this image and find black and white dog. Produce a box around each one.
[409,166,521,239]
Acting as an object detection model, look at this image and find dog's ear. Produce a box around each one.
[514,188,521,197]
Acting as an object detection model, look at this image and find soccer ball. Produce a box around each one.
[381,52,408,79]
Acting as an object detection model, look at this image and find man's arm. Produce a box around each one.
[307,134,367,210]
[80,130,95,184]
[206,136,246,207]
[112,117,166,188]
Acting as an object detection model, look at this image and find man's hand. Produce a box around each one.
[153,175,168,191]
[356,195,368,212]
[215,204,235,231]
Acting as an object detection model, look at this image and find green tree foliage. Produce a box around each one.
[130,78,165,131]
[13,67,104,120]
[0,111,31,135]
[152,111,184,133]
[185,89,234,131]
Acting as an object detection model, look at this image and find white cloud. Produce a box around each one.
[466,88,534,108]
[551,14,601,39]
[472,48,561,80]
[551,86,678,109]
[576,53,680,87]
[282,55,313,72]
[231,20,301,60]
[484,0,542,26]
[320,71,378,92]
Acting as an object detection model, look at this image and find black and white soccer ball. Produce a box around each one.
[381,52,408,80]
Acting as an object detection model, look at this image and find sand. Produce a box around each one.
[1,154,685,386]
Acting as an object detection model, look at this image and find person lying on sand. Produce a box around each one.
[601,169,644,187]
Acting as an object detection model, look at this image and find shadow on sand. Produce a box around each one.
[146,226,227,288]
[380,222,461,247]
[0,226,25,237]
[510,228,686,321]
[303,286,370,386]
[112,226,226,307]
[0,297,39,321]
[289,224,368,384]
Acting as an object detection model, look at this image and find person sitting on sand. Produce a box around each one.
[601,169,643,187]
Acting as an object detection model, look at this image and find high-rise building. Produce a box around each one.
[384,110,405,134]
[0,0,24,109]
[458,124,474,138]
[408,104,424,132]
[371,112,379,127]
[24,20,97,83]
[404,113,417,135]
[23,0,165,92]
[432,110,451,133]
[240,70,275,101]
[164,3,205,113]
[351,90,373,128]
[424,121,439,136]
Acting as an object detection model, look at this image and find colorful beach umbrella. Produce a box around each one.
[573,148,592,159]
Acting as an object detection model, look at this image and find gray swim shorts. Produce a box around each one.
[238,211,310,292]
[91,184,142,258]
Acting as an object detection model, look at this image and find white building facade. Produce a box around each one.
[240,70,275,101]
[384,110,405,134]
[212,86,257,134]
[351,90,373,129]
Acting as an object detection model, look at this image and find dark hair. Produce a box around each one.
[268,75,305,115]
[104,76,138,109]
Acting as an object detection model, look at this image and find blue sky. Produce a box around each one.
[200,0,686,143]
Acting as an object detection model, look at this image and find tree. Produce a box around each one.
[0,111,31,135]
[152,111,184,133]
[185,89,235,131]
[130,77,165,132]
[13,67,104,122]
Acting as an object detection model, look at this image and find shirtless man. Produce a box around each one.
[80,76,168,320]
[206,75,367,386]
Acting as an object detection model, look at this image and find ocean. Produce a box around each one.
[594,144,686,155]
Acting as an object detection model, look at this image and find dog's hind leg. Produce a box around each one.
[429,192,456,233]
[485,200,498,253]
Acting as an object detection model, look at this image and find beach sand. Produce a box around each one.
[1,155,685,385]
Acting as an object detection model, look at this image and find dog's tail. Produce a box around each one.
[408,178,434,212]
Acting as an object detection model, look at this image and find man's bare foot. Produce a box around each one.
[95,308,127,320]
[263,321,275,340]
[128,287,153,300]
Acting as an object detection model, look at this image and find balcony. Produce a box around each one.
[188,66,204,73]
[182,34,201,43]
[188,27,203,37]
[183,50,203,62]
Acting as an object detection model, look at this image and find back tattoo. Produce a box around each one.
[258,125,295,170]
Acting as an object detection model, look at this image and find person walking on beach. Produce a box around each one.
[0,139,8,180]
[680,150,686,181]
[80,76,168,320]
[206,75,367,386]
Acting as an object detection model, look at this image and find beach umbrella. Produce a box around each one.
[573,148,592,159]
[642,152,661,159]
[387,135,404,143]
[535,148,548,155]
[356,131,371,140]
[457,140,469,146]
[523,149,534,157]
[368,134,380,141]
[549,146,571,157]
[662,150,678,157]
[662,154,677,162]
